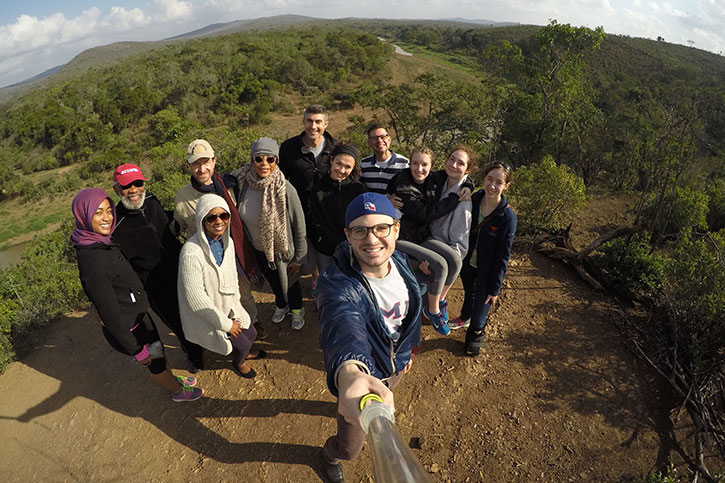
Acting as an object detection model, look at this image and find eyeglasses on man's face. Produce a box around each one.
[120,180,144,190]
[347,223,396,240]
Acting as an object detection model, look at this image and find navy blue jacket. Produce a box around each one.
[463,192,516,296]
[317,242,422,397]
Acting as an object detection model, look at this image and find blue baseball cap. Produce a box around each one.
[345,192,397,226]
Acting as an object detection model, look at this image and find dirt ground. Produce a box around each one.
[0,196,712,482]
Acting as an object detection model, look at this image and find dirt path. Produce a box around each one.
[0,248,685,482]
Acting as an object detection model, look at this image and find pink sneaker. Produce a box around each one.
[449,317,470,330]
[171,385,203,402]
[175,375,197,387]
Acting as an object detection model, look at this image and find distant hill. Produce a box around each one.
[0,15,520,104]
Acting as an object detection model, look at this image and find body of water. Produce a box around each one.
[0,242,28,269]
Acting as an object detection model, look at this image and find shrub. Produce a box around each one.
[706,183,725,232]
[0,219,85,372]
[507,155,586,233]
[593,232,665,299]
[641,186,709,243]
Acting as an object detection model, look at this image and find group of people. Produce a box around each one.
[70,104,516,482]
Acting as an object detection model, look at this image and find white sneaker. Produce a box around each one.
[272,306,288,324]
[290,308,305,330]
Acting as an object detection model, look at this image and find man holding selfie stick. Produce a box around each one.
[317,192,423,482]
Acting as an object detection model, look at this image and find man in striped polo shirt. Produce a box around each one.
[359,124,409,194]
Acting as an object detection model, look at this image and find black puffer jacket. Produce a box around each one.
[76,243,151,356]
[308,173,367,256]
[387,169,473,243]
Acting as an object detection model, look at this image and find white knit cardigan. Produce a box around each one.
[178,194,250,355]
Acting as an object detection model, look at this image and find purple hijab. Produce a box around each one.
[70,188,116,247]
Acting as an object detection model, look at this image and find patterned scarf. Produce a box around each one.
[240,164,289,268]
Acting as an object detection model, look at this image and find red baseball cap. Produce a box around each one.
[113,164,146,186]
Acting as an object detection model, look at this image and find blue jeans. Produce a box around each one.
[459,265,491,333]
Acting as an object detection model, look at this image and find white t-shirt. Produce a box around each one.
[364,261,409,342]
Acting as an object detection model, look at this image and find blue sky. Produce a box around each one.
[1,0,723,88]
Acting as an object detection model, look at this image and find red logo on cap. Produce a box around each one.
[364,202,376,211]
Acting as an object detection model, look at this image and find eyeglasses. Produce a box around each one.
[253,155,277,164]
[120,180,144,190]
[347,223,396,240]
[368,134,390,140]
[204,212,231,224]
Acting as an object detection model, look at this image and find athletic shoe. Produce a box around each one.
[272,305,288,324]
[291,308,305,330]
[187,358,204,373]
[323,461,344,483]
[423,306,450,335]
[439,299,450,322]
[448,317,470,330]
[175,375,197,387]
[171,385,203,402]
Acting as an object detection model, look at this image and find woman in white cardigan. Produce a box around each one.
[178,193,265,378]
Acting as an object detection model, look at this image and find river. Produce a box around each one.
[0,241,28,269]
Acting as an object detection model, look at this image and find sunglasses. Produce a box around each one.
[204,212,231,224]
[120,179,144,190]
[253,155,277,164]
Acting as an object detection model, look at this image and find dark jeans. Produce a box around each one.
[230,324,257,366]
[322,372,404,464]
[253,249,302,310]
[459,265,492,333]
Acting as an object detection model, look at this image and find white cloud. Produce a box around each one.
[154,0,195,22]
[102,7,151,32]
[648,2,661,13]
[662,2,688,18]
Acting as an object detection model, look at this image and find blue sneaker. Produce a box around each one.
[424,306,450,335]
[439,299,449,322]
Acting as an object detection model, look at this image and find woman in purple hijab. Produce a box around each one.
[71,188,203,402]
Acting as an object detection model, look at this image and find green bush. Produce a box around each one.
[507,155,586,233]
[706,183,725,232]
[641,186,709,243]
[0,219,85,372]
[593,232,665,298]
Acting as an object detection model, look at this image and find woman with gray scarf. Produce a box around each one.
[232,138,310,330]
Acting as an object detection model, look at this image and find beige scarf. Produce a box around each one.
[240,164,289,268]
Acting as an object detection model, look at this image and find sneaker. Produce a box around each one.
[291,308,305,330]
[311,279,318,300]
[323,461,344,483]
[439,299,449,322]
[449,317,470,330]
[423,306,450,335]
[171,385,203,402]
[272,305,288,324]
[175,375,197,387]
[187,358,204,373]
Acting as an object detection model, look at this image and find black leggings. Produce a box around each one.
[102,313,168,375]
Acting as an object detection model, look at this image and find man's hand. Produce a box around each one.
[337,364,394,425]
[388,194,404,210]
[287,261,301,276]
[484,294,499,307]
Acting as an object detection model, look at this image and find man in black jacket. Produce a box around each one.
[279,104,337,218]
[112,163,204,372]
